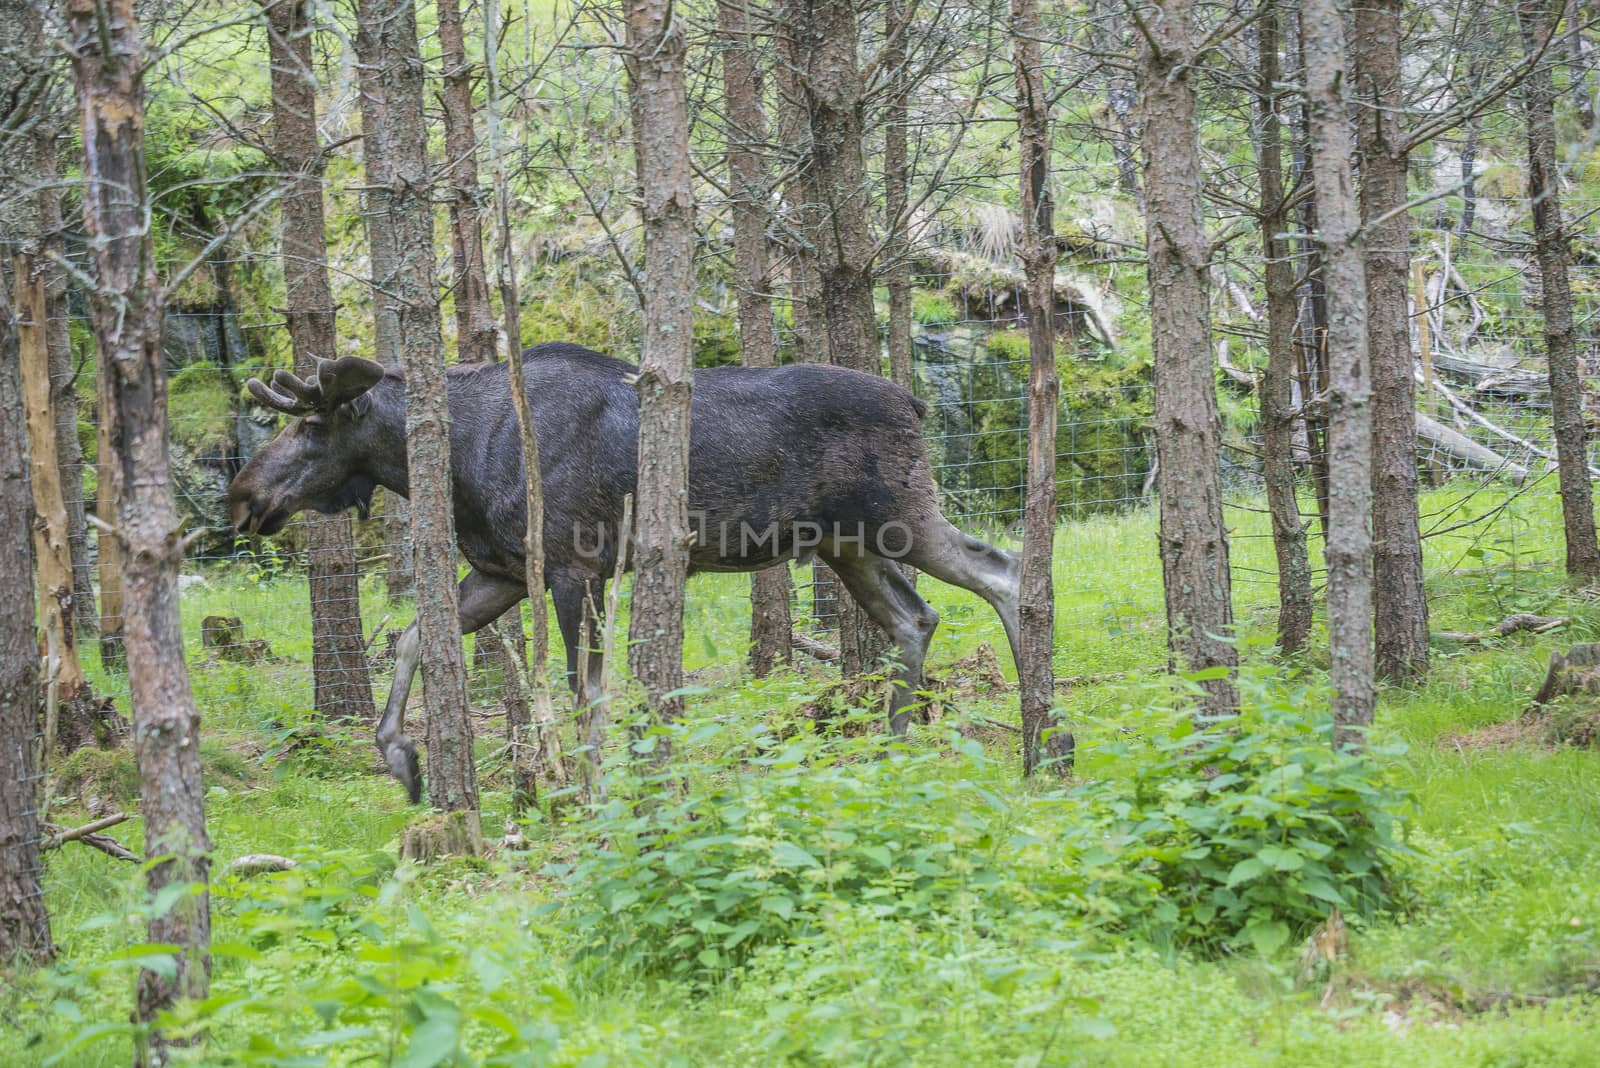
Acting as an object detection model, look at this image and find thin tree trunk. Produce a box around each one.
[437,0,498,366]
[265,0,378,725]
[884,0,914,396]
[65,0,212,1048]
[624,0,696,743]
[1305,0,1376,744]
[1254,0,1313,656]
[355,18,414,600]
[1136,0,1237,717]
[0,268,53,966]
[1521,0,1600,580]
[774,6,838,636]
[16,254,95,753]
[722,0,793,677]
[1356,0,1429,681]
[486,0,558,811]
[1013,0,1068,773]
[32,118,96,638]
[358,0,480,820]
[1290,17,1331,538]
[796,0,887,677]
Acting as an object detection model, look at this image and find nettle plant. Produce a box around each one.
[1055,662,1412,957]
[556,713,1020,981]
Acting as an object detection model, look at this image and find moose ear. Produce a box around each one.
[315,356,386,414]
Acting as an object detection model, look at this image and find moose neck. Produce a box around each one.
[361,372,416,499]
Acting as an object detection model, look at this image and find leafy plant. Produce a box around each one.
[1054,663,1412,957]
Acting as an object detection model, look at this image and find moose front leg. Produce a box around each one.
[376,568,526,803]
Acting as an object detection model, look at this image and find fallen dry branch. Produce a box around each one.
[228,854,298,877]
[1435,613,1567,646]
[78,832,139,863]
[791,631,840,662]
[42,810,127,848]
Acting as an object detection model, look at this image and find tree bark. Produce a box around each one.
[1356,0,1429,681]
[1136,0,1237,717]
[354,15,414,600]
[624,0,696,739]
[1520,0,1600,580]
[1289,16,1331,538]
[794,0,887,676]
[264,0,378,724]
[774,0,837,633]
[16,252,100,763]
[29,103,97,638]
[65,0,212,1046]
[1012,0,1068,773]
[0,265,53,966]
[437,0,498,366]
[358,0,479,818]
[1253,1,1313,657]
[884,0,914,396]
[485,0,558,811]
[1304,0,1376,744]
[722,0,793,678]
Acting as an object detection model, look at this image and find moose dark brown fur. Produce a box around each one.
[229,343,1024,801]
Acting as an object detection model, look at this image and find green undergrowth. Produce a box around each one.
[7,481,1600,1065]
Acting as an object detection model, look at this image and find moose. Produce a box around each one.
[229,343,1028,802]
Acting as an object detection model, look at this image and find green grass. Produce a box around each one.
[7,478,1600,1066]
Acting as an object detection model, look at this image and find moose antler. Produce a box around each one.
[245,356,386,417]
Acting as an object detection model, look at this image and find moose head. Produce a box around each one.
[228,356,392,537]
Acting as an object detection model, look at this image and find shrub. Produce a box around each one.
[558,720,1016,981]
[1054,664,1411,956]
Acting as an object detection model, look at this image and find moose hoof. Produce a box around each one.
[383,736,423,804]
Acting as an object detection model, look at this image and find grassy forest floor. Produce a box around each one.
[7,480,1600,1066]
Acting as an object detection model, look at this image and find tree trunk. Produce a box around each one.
[1356,0,1429,681]
[485,0,560,810]
[722,0,793,678]
[355,18,414,600]
[795,0,887,677]
[1289,17,1331,538]
[0,267,53,966]
[1253,1,1313,657]
[31,110,96,638]
[1012,0,1068,773]
[437,0,498,366]
[1305,0,1376,745]
[264,0,378,725]
[884,0,914,396]
[1520,0,1600,580]
[1136,0,1237,717]
[773,4,838,633]
[358,0,479,819]
[624,0,696,740]
[65,0,212,1047]
[16,254,99,758]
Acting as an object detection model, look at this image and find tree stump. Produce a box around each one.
[398,809,483,863]
[202,615,271,663]
[1530,644,1600,707]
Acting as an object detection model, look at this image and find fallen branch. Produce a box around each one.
[791,631,840,662]
[1435,613,1568,646]
[78,832,139,863]
[228,854,298,877]
[1416,411,1530,483]
[42,811,127,849]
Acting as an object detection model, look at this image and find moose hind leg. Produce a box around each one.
[903,520,1023,679]
[375,569,525,803]
[826,553,940,735]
